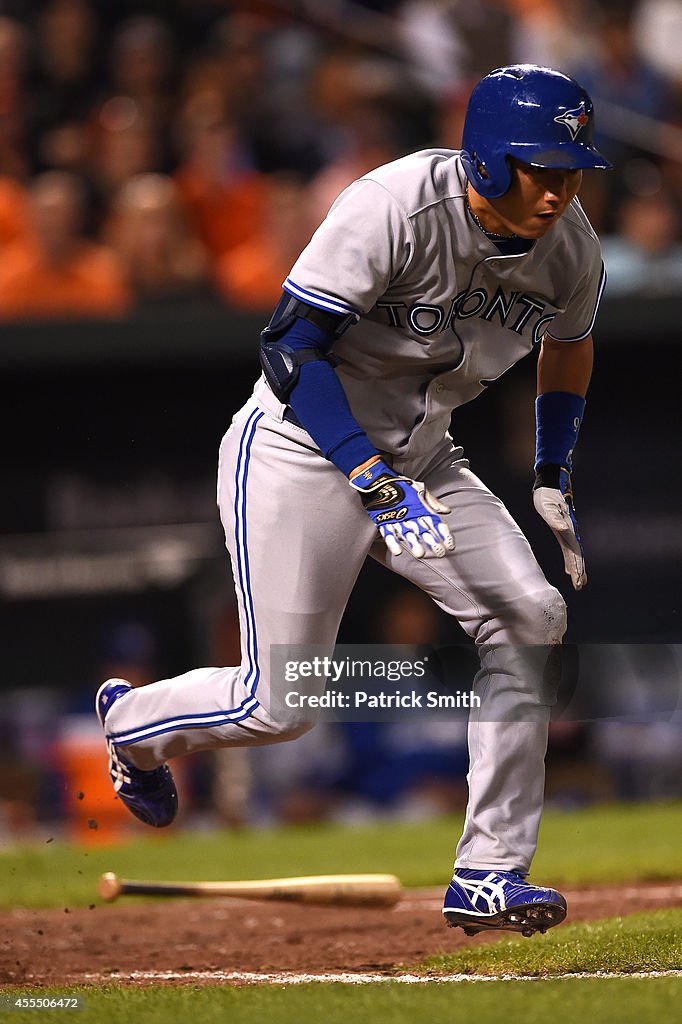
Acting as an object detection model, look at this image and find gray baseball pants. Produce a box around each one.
[105,395,566,874]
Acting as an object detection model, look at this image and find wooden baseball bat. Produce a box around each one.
[98,871,402,907]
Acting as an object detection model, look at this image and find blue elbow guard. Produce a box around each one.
[259,291,357,402]
[259,339,328,403]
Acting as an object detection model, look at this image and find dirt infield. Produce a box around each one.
[2,883,681,987]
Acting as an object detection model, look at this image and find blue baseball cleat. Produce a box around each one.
[442,868,567,937]
[95,678,178,828]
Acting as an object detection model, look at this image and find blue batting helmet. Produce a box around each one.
[461,64,612,198]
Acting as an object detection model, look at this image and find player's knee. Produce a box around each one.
[261,716,317,744]
[514,585,567,644]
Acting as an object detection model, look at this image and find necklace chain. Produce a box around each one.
[464,190,519,240]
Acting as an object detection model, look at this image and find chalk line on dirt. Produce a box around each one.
[82,969,682,985]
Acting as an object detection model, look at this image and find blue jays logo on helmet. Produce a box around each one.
[460,65,612,199]
[554,102,590,141]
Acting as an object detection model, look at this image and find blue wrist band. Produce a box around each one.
[534,391,586,471]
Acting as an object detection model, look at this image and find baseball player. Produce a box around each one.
[96,65,610,936]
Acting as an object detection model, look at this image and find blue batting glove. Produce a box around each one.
[533,464,586,590]
[350,459,454,560]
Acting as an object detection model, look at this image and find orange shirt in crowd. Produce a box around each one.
[0,240,132,319]
[215,235,292,310]
[174,165,267,259]
[0,177,31,248]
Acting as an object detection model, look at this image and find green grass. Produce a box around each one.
[0,801,680,909]
[2,977,681,1024]
[532,800,682,885]
[422,908,682,976]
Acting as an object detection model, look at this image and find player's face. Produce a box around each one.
[470,159,583,239]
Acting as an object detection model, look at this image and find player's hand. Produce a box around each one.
[350,459,454,559]
[533,464,586,590]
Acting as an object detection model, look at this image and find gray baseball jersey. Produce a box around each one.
[105,148,602,873]
[256,148,604,459]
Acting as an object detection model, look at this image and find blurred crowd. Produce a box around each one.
[0,0,679,323]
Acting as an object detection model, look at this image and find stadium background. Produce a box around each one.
[0,0,680,842]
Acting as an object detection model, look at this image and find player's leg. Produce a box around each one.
[371,443,566,877]
[101,399,375,774]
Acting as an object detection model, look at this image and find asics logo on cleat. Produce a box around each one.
[108,746,132,791]
[452,871,513,914]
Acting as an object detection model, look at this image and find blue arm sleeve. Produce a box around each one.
[283,318,379,477]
